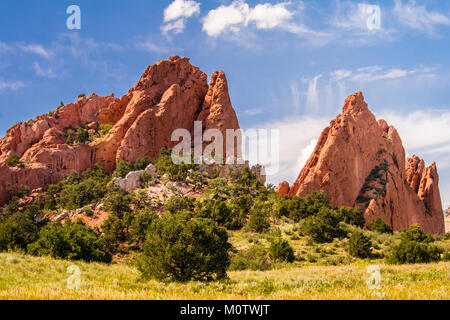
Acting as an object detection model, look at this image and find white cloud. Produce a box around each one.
[245,116,329,183]
[33,62,57,78]
[164,0,200,22]
[202,0,316,37]
[295,138,318,174]
[380,109,450,155]
[330,65,435,83]
[242,108,264,116]
[162,0,200,35]
[394,0,450,34]
[305,74,322,112]
[248,2,294,29]
[161,19,186,35]
[0,79,25,92]
[19,44,51,59]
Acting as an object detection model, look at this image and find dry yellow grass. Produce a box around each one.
[0,252,448,300]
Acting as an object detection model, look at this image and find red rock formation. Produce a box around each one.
[284,91,445,234]
[0,56,240,206]
[276,181,290,196]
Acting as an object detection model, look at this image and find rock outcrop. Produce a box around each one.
[280,92,445,234]
[0,56,240,206]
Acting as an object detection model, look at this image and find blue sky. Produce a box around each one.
[1,0,450,207]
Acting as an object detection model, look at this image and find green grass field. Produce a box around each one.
[1,252,448,300]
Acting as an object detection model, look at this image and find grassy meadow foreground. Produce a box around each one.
[1,252,449,300]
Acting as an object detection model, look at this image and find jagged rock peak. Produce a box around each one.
[280,91,445,234]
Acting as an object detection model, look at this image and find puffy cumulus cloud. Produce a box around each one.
[202,1,250,37]
[164,0,200,22]
[248,2,294,29]
[162,0,200,35]
[202,0,313,37]
[394,0,450,34]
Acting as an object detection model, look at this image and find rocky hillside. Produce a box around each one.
[0,56,239,206]
[277,92,445,234]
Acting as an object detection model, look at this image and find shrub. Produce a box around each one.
[113,158,135,178]
[78,93,86,98]
[5,154,23,168]
[229,244,271,271]
[154,148,196,181]
[0,213,38,251]
[387,241,441,264]
[99,124,113,137]
[130,209,157,245]
[66,133,74,144]
[164,196,195,214]
[138,213,231,282]
[75,127,89,144]
[335,206,365,227]
[134,157,150,170]
[28,223,111,263]
[300,207,343,243]
[348,231,372,258]
[101,215,126,252]
[50,165,110,210]
[400,224,433,243]
[104,191,132,217]
[442,251,450,262]
[195,199,245,230]
[248,206,270,233]
[269,237,295,263]
[367,218,393,234]
[387,225,441,264]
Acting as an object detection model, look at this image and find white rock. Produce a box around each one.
[144,164,158,177]
[54,211,69,222]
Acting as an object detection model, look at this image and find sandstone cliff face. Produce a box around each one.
[280,92,445,234]
[0,56,240,206]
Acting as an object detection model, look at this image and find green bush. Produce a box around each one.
[229,244,271,271]
[138,213,231,282]
[113,157,150,178]
[99,124,113,137]
[300,207,343,243]
[134,157,150,170]
[164,196,195,215]
[101,215,126,253]
[335,206,365,228]
[248,206,270,233]
[75,127,89,144]
[130,209,157,245]
[387,225,441,264]
[28,223,111,263]
[154,148,196,181]
[269,237,295,262]
[194,198,245,230]
[0,213,38,251]
[66,133,74,144]
[348,231,372,258]
[104,191,132,217]
[48,165,110,210]
[78,93,86,98]
[5,154,23,168]
[367,218,393,234]
[442,251,450,261]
